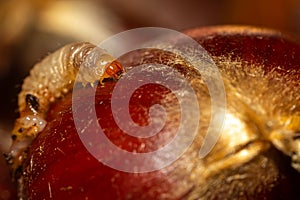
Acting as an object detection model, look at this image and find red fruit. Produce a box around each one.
[15,26,300,199]
[22,83,182,199]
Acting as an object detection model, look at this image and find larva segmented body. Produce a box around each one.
[6,42,124,178]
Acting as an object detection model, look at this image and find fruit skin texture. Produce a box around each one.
[186,26,300,73]
[22,83,183,200]
[21,26,300,199]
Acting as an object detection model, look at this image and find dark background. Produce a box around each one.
[1,0,300,198]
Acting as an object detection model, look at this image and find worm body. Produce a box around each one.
[7,42,124,177]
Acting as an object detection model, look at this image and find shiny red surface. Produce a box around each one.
[20,26,300,199]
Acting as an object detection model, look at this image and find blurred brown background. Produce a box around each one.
[0,0,300,198]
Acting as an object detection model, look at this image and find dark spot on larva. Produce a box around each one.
[3,153,13,165]
[26,94,39,111]
[12,134,17,140]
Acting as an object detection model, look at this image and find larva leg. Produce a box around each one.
[6,42,124,179]
[271,130,300,171]
[269,115,300,172]
[291,136,300,172]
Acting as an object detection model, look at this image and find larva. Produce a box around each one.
[5,42,124,177]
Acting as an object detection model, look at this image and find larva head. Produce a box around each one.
[95,53,124,83]
[76,50,123,85]
[103,60,124,80]
[91,49,124,83]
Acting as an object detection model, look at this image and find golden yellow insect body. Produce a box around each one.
[6,42,124,177]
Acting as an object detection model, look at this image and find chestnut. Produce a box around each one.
[8,26,300,199]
